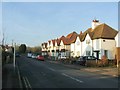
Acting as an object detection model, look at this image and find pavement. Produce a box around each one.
[81,67,118,77]
[48,60,119,78]
[2,63,21,89]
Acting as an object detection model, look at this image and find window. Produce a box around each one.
[86,39,90,44]
[86,51,91,56]
[77,41,80,45]
[52,50,54,52]
[104,50,108,57]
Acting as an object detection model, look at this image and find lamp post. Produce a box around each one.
[13,43,16,69]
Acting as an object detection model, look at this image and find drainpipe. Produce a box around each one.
[92,40,93,56]
[116,47,119,68]
[74,43,76,57]
[81,41,82,56]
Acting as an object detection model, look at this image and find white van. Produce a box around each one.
[27,53,32,58]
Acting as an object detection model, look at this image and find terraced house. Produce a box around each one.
[41,20,120,62]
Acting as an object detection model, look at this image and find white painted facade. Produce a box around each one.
[71,36,81,57]
[93,39,116,59]
[75,36,82,57]
[70,34,116,59]
[60,40,65,50]
[115,31,120,47]
[50,41,55,56]
[65,45,71,58]
[70,43,75,57]
[82,34,93,56]
[100,39,116,59]
[41,44,47,56]
[54,41,60,58]
[60,40,66,57]
[59,40,71,58]
[47,42,51,56]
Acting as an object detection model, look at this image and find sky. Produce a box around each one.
[1,1,118,47]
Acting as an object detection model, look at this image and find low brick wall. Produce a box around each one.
[86,60,116,67]
[86,60,98,67]
[116,47,120,76]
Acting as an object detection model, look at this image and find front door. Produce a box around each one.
[94,50,100,60]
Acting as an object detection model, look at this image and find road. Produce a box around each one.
[16,55,118,88]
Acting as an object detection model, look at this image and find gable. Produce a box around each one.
[80,28,93,41]
[60,40,64,46]
[75,36,81,45]
[85,34,91,41]
[55,40,57,46]
[115,31,120,47]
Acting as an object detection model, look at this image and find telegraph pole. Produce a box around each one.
[13,42,16,69]
[12,40,13,47]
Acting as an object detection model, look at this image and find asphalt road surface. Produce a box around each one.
[16,55,118,88]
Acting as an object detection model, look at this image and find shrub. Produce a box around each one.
[97,55,109,67]
[101,55,108,66]
[69,58,77,64]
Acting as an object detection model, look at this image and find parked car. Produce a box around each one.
[76,56,97,66]
[15,52,21,57]
[31,54,38,59]
[60,56,67,60]
[37,55,44,61]
[27,53,32,58]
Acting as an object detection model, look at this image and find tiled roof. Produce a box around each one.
[80,23,118,41]
[60,36,68,45]
[41,42,47,48]
[92,23,118,39]
[60,32,78,45]
[66,31,76,38]
[45,23,118,47]
[52,39,56,46]
[48,40,51,44]
[80,28,92,41]
[67,32,78,43]
[56,38,61,46]
[44,43,47,48]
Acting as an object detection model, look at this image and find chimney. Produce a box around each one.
[80,31,82,35]
[92,19,101,30]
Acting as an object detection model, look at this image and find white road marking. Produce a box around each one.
[23,77,28,88]
[16,63,23,88]
[100,76,108,78]
[48,67,56,72]
[24,77,32,89]
[62,73,83,83]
